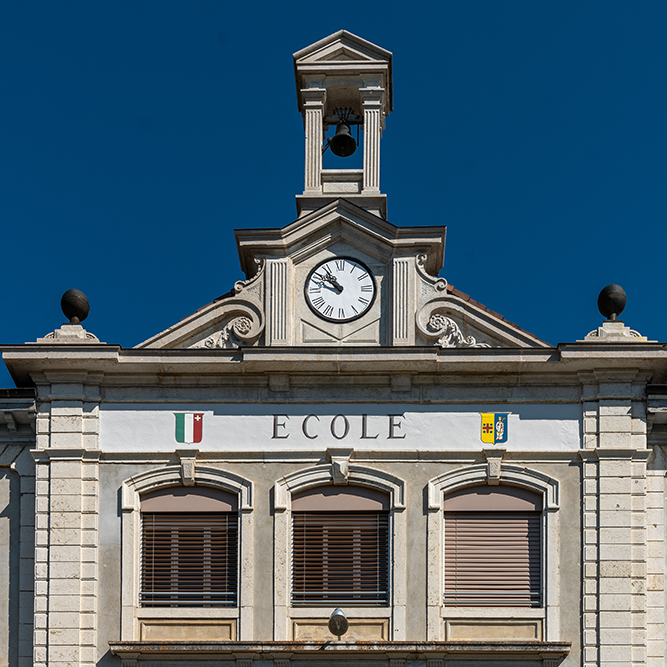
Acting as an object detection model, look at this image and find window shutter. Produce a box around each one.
[444,511,541,607]
[141,512,238,607]
[292,511,389,605]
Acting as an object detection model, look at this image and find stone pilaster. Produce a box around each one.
[391,257,413,345]
[360,84,384,193]
[32,374,100,667]
[0,443,36,667]
[580,370,650,667]
[266,258,291,346]
[645,446,665,667]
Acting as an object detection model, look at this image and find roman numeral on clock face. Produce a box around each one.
[360,284,373,292]
[335,260,345,271]
[358,297,369,306]
[323,305,334,317]
[311,296,325,308]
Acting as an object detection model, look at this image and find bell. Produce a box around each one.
[329,123,356,157]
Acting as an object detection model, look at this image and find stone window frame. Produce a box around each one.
[426,463,560,642]
[120,465,253,641]
[273,463,406,640]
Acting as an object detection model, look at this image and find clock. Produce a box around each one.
[305,257,377,323]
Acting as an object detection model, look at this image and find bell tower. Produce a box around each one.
[293,30,392,218]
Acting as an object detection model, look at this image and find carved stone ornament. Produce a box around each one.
[417,309,490,349]
[484,449,505,486]
[329,448,352,485]
[36,323,100,344]
[190,298,265,350]
[416,254,447,293]
[177,450,198,486]
[233,258,265,297]
[583,319,651,342]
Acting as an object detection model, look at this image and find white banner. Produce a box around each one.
[99,403,581,452]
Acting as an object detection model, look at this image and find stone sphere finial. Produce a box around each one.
[597,284,626,321]
[61,289,90,324]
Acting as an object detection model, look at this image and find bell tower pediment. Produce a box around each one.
[293,30,393,81]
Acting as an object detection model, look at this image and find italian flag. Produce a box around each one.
[174,413,204,444]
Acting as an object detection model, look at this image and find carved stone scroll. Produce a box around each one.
[416,254,447,293]
[416,300,490,349]
[233,258,265,298]
[189,298,265,350]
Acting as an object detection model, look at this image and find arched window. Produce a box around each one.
[140,486,238,608]
[444,485,542,607]
[291,485,390,606]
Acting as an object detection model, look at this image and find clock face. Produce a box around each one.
[305,257,377,323]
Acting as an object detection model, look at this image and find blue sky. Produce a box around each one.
[1,2,666,386]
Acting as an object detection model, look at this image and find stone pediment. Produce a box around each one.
[137,200,548,351]
[135,270,266,350]
[293,30,392,66]
[235,199,445,278]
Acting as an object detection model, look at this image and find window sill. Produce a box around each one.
[290,607,391,618]
[137,607,239,619]
[441,607,545,619]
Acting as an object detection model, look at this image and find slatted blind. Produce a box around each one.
[141,512,238,607]
[292,511,389,605]
[444,511,541,607]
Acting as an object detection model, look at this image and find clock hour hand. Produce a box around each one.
[323,271,344,293]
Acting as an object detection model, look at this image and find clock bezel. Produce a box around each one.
[304,256,378,324]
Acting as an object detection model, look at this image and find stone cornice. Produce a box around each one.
[109,640,571,661]
[3,343,667,388]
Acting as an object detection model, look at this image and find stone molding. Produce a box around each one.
[426,462,560,511]
[121,464,253,512]
[120,465,254,641]
[273,462,406,641]
[274,462,405,511]
[426,463,560,643]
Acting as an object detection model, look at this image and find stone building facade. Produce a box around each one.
[1,30,667,667]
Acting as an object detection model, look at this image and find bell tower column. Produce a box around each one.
[361,81,383,194]
[302,81,326,195]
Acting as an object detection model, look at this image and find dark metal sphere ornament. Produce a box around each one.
[597,284,626,321]
[61,289,90,324]
[328,608,348,639]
